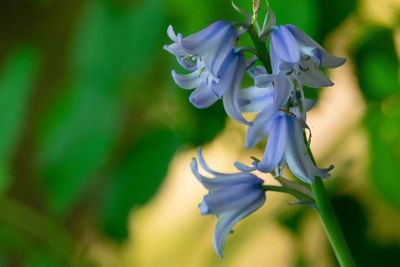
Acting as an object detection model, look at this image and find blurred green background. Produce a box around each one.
[0,0,399,266]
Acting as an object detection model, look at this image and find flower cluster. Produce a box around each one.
[164,4,345,258]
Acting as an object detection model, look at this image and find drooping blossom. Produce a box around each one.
[245,110,333,183]
[191,148,266,257]
[164,21,251,125]
[269,24,346,88]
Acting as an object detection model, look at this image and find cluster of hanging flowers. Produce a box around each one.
[164,1,345,258]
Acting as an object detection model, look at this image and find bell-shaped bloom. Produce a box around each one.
[164,21,251,125]
[172,50,251,125]
[191,148,266,258]
[269,24,346,88]
[164,21,238,76]
[245,110,333,184]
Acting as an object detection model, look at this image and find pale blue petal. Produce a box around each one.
[238,85,274,113]
[255,74,275,88]
[179,21,230,55]
[222,53,252,126]
[163,42,185,57]
[203,184,263,215]
[213,193,266,258]
[284,116,314,183]
[285,116,333,183]
[234,161,257,172]
[285,24,346,68]
[190,158,263,191]
[212,50,238,98]
[245,106,276,148]
[303,98,318,112]
[269,41,280,74]
[312,48,346,69]
[273,72,292,109]
[203,26,238,77]
[270,25,300,63]
[171,70,201,89]
[258,113,287,173]
[297,59,334,88]
[248,65,267,79]
[189,83,219,108]
[199,201,210,215]
[197,147,225,176]
[176,56,197,71]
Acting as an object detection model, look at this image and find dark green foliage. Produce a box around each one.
[101,129,181,239]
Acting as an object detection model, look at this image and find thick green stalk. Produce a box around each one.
[308,151,356,267]
[248,25,272,74]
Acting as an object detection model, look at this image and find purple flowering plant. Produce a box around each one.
[164,1,355,265]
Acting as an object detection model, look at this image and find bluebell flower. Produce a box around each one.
[164,22,251,125]
[245,110,333,183]
[164,21,238,76]
[269,24,346,89]
[191,148,266,257]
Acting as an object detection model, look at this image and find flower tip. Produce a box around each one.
[199,201,210,215]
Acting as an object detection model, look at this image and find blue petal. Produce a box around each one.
[285,24,346,68]
[197,147,224,176]
[203,184,264,215]
[312,48,346,69]
[255,74,275,88]
[171,70,201,89]
[176,56,197,71]
[238,85,274,113]
[199,201,210,215]
[269,41,280,74]
[190,158,263,191]
[258,113,287,173]
[234,161,257,172]
[285,116,333,183]
[297,58,334,88]
[222,53,252,126]
[203,26,238,77]
[270,25,300,63]
[211,50,238,98]
[179,21,231,55]
[189,82,219,108]
[245,106,276,148]
[273,72,292,109]
[213,193,266,258]
[248,65,267,79]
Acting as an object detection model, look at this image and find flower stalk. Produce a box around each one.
[248,25,272,74]
[308,150,356,267]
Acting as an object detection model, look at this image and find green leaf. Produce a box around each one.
[352,25,399,101]
[37,0,167,215]
[38,86,119,215]
[101,129,181,240]
[0,46,40,194]
[366,106,400,208]
[71,0,166,84]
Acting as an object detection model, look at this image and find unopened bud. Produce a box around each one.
[253,0,261,15]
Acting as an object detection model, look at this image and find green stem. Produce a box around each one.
[248,25,272,74]
[308,151,356,267]
[261,185,314,204]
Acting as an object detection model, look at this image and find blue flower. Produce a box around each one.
[191,148,266,258]
[245,110,333,183]
[164,22,251,125]
[164,21,238,76]
[269,24,346,88]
